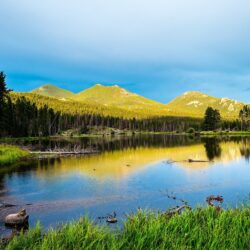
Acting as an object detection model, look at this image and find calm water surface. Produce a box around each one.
[0,135,250,235]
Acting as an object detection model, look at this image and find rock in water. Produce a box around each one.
[106,217,118,223]
[5,209,29,226]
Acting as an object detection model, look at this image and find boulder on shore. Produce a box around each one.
[5,209,29,226]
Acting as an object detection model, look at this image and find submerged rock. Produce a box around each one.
[106,217,118,223]
[5,209,29,226]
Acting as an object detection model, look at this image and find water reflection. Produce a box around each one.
[2,136,250,179]
[4,134,199,153]
[0,135,250,236]
[203,138,222,161]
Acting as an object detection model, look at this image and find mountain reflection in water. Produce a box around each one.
[0,135,250,236]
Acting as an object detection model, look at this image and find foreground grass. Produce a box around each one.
[0,145,30,166]
[5,207,250,250]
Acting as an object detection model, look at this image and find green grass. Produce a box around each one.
[200,131,250,136]
[0,145,30,166]
[5,207,250,249]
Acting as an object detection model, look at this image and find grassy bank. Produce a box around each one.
[0,145,30,166]
[200,131,250,136]
[5,207,250,249]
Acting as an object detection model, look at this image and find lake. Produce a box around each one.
[1,135,250,235]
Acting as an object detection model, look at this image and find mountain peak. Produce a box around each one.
[166,90,244,118]
[29,83,245,119]
[183,91,208,97]
[92,83,121,89]
[72,83,164,108]
[32,84,74,99]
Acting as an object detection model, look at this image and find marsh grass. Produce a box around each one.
[5,207,250,250]
[0,145,29,166]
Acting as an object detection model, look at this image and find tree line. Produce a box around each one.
[0,72,202,137]
[0,71,250,137]
[202,105,250,132]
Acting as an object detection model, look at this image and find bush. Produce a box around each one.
[0,145,29,166]
[187,127,195,134]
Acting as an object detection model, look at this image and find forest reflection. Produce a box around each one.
[2,135,250,180]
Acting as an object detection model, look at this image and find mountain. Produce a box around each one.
[30,83,173,117]
[31,84,75,100]
[166,91,244,119]
[29,84,246,119]
[74,84,165,108]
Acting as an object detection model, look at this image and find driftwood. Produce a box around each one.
[187,159,213,163]
[28,144,99,156]
[206,195,224,212]
[164,159,213,164]
[30,149,99,155]
[5,209,29,226]
[164,205,192,217]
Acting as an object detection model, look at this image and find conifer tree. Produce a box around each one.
[203,107,221,131]
[0,71,11,135]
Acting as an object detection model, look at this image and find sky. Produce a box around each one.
[1,0,250,103]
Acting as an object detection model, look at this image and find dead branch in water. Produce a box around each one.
[29,145,99,155]
[164,159,213,164]
[164,205,192,217]
[187,159,213,163]
[206,195,224,212]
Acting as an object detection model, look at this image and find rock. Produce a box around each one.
[106,212,118,223]
[106,217,118,223]
[5,209,29,226]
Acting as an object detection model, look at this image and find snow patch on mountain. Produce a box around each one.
[187,100,203,108]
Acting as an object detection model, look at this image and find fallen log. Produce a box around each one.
[164,205,192,217]
[30,150,99,155]
[164,159,213,165]
[187,159,213,163]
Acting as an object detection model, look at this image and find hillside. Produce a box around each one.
[11,92,144,119]
[28,84,246,120]
[11,92,177,119]
[31,84,75,100]
[166,91,244,119]
[28,84,180,118]
[74,84,163,108]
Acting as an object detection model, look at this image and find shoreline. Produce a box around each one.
[0,130,250,141]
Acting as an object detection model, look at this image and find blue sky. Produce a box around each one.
[1,0,250,103]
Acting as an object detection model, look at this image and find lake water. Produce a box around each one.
[1,135,250,235]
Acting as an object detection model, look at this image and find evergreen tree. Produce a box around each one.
[0,72,11,135]
[203,107,221,131]
[0,72,9,103]
[239,105,250,130]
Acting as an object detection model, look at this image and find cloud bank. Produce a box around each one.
[1,0,250,102]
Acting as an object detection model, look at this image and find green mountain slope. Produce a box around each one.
[28,84,245,120]
[31,84,75,100]
[72,84,176,117]
[11,92,149,119]
[74,84,164,108]
[166,91,244,119]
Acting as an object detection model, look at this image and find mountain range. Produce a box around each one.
[29,83,246,119]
